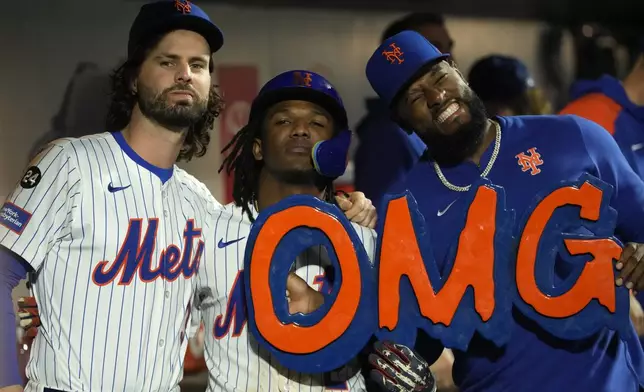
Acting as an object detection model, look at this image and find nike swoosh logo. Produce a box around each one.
[218,237,246,248]
[108,183,131,193]
[632,143,644,152]
[437,200,457,217]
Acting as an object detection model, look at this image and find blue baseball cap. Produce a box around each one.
[468,55,534,102]
[249,70,348,128]
[366,30,449,108]
[128,0,224,58]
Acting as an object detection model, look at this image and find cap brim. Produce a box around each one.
[149,15,224,54]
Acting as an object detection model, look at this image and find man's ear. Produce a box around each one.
[252,138,263,161]
[130,76,138,95]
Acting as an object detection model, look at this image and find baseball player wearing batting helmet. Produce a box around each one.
[363,30,644,392]
[188,69,379,392]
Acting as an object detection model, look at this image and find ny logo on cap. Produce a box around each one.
[382,43,404,65]
[175,0,192,14]
[293,71,313,87]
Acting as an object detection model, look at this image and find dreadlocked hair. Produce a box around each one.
[218,120,262,222]
[106,32,225,162]
[219,119,337,223]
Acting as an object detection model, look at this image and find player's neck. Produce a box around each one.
[122,106,187,169]
[623,57,644,107]
[255,172,325,213]
[468,119,496,166]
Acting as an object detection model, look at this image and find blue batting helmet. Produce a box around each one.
[249,70,351,179]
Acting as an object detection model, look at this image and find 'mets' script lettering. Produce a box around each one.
[243,174,630,374]
[92,219,204,285]
[214,270,248,339]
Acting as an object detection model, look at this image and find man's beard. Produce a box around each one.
[137,83,207,131]
[420,91,489,167]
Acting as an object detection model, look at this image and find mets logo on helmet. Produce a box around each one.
[293,71,313,87]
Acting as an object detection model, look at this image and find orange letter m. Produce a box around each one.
[375,181,515,351]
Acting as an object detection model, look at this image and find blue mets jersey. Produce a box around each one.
[387,114,644,392]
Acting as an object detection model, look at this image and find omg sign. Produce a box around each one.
[243,173,630,373]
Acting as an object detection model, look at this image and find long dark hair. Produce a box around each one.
[219,118,336,223]
[106,33,225,162]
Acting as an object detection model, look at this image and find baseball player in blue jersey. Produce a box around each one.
[360,30,644,391]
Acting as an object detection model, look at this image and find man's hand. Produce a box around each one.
[335,191,377,229]
[630,292,644,336]
[368,341,436,392]
[430,349,458,392]
[17,296,40,343]
[286,273,324,314]
[616,243,644,292]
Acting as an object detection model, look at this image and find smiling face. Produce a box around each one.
[395,60,488,165]
[253,99,335,184]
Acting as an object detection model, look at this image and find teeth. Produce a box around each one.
[437,102,459,123]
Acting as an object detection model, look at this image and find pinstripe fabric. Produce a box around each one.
[195,203,377,392]
[1,132,221,392]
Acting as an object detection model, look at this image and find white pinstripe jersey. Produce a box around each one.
[194,203,377,392]
[0,132,221,392]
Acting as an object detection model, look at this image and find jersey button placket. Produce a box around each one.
[159,182,169,296]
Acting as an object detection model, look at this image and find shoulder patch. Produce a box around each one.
[0,202,33,234]
[19,166,43,189]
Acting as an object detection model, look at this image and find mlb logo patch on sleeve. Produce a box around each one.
[0,202,33,234]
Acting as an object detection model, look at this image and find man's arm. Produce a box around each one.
[0,140,80,391]
[575,115,644,290]
[0,247,31,390]
[0,140,81,271]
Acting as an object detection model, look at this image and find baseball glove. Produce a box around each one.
[17,296,40,342]
[368,341,436,392]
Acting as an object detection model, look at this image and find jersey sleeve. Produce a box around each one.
[0,140,81,270]
[351,223,378,266]
[574,115,644,242]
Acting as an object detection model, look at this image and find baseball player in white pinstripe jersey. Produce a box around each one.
[191,70,377,391]
[3,5,379,392]
[0,2,225,391]
[197,201,377,392]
